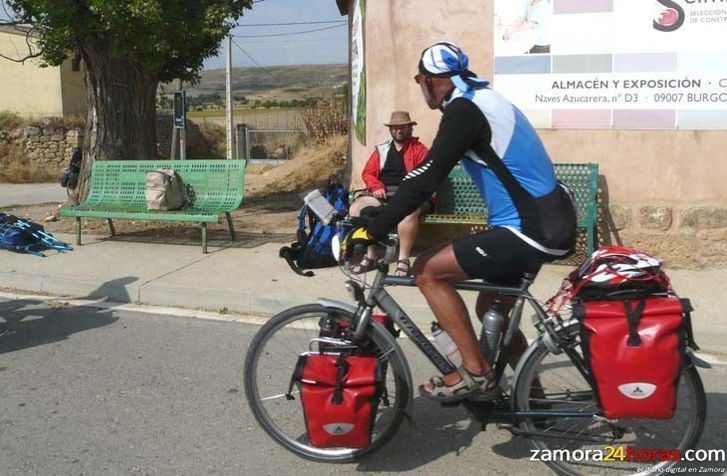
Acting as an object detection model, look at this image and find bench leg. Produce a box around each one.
[225,212,236,241]
[201,223,208,254]
[75,217,81,245]
[107,219,116,236]
[587,225,595,256]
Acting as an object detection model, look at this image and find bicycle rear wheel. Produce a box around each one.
[513,342,706,475]
[243,304,409,463]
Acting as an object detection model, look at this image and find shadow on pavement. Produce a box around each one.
[84,276,138,303]
[356,388,727,472]
[0,277,139,355]
[356,395,531,472]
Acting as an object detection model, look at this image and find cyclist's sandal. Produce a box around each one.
[395,258,411,277]
[351,256,376,275]
[419,366,500,403]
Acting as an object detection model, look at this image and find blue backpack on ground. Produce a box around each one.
[280,184,349,277]
[0,213,73,257]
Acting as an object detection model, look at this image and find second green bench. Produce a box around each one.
[422,163,599,256]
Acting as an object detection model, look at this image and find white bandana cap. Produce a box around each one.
[418,41,489,92]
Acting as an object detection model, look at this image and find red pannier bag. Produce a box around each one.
[574,296,693,419]
[288,353,382,448]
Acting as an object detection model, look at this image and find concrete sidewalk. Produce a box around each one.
[0,183,67,207]
[2,233,726,353]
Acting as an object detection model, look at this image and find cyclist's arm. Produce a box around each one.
[367,98,490,239]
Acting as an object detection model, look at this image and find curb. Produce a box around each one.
[2,270,727,358]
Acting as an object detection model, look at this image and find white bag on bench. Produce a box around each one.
[145,168,190,211]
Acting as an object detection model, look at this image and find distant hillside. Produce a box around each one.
[171,64,348,100]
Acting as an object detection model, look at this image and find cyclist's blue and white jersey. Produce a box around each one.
[368,85,576,256]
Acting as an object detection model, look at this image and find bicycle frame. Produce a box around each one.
[345,263,600,422]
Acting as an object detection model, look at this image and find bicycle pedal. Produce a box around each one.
[466,388,503,402]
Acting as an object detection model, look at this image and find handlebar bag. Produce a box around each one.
[574,296,693,419]
[287,353,382,448]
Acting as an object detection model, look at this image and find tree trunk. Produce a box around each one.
[73,45,158,203]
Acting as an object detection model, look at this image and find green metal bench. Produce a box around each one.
[422,163,600,255]
[60,159,246,253]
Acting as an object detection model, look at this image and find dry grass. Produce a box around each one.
[197,121,227,157]
[0,112,85,132]
[0,111,26,130]
[300,101,349,145]
[0,151,59,183]
[245,164,277,174]
[37,115,85,130]
[248,134,347,197]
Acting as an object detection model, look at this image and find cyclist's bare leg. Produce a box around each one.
[476,292,544,397]
[413,243,490,387]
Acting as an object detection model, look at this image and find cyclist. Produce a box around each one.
[355,41,576,402]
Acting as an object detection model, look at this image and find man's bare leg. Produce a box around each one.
[395,207,421,276]
[396,208,421,261]
[413,243,490,386]
[349,195,382,263]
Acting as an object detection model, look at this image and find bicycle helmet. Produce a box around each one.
[569,246,671,300]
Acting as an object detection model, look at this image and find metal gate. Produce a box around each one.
[235,109,308,165]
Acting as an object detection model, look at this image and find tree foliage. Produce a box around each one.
[6,0,253,82]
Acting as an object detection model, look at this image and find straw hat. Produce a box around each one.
[384,111,417,127]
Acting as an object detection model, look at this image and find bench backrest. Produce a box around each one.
[84,160,246,212]
[437,163,599,225]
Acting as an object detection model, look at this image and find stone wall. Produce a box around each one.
[0,116,222,173]
[0,120,82,172]
[603,202,727,269]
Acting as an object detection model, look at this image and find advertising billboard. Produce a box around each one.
[494,0,727,129]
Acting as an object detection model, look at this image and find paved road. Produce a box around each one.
[0,183,67,207]
[1,298,726,475]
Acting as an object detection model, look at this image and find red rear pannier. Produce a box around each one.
[574,297,690,419]
[289,353,382,448]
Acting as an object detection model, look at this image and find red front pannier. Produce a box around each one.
[574,297,692,419]
[289,353,382,448]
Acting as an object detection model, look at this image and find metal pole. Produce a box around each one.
[226,35,234,160]
[179,78,186,160]
[170,85,178,160]
[236,123,249,160]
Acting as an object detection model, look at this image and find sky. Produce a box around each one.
[207,0,348,70]
[0,0,348,69]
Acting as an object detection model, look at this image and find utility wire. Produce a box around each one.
[230,38,285,87]
[238,20,346,27]
[237,35,347,45]
[233,23,346,38]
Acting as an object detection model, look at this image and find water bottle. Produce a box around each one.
[431,322,462,367]
[481,300,504,364]
[302,189,335,225]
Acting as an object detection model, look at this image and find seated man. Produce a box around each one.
[349,111,430,276]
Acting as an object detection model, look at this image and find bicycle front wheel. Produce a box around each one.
[243,304,410,463]
[513,342,706,475]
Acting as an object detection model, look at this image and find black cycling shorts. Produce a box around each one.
[452,227,551,285]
